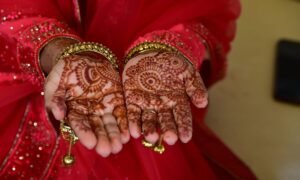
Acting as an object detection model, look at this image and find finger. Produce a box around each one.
[173,101,193,143]
[68,110,97,149]
[142,109,159,144]
[158,109,178,145]
[44,61,67,120]
[102,114,123,154]
[89,115,111,157]
[127,104,142,139]
[185,71,208,108]
[113,105,130,144]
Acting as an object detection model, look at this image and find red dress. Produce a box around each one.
[0,0,256,179]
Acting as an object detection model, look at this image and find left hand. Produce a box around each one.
[45,54,129,157]
[122,52,208,145]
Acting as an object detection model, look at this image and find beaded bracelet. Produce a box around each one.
[56,42,118,69]
[124,41,192,66]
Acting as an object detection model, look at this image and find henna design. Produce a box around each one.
[142,110,158,135]
[123,52,207,143]
[127,104,142,127]
[173,100,193,141]
[158,109,177,134]
[48,54,128,152]
[111,93,128,133]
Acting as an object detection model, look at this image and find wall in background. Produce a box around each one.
[205,0,300,179]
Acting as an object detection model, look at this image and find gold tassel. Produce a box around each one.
[60,122,78,166]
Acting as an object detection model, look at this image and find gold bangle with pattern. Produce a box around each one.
[124,41,192,66]
[56,42,118,69]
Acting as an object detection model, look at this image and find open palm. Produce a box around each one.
[45,54,129,157]
[123,52,208,145]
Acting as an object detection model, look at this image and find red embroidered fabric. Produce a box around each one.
[125,22,226,88]
[126,23,207,70]
[0,0,257,179]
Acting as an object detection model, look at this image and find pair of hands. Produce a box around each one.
[43,40,208,157]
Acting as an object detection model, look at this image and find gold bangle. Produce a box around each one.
[125,41,177,64]
[124,41,194,67]
[56,42,118,69]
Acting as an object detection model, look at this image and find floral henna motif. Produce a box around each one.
[123,52,207,143]
[46,54,128,154]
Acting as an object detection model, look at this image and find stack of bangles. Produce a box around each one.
[55,41,119,69]
[125,41,192,65]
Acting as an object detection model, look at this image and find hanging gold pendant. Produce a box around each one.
[60,122,78,166]
[142,136,165,154]
[153,144,165,154]
[142,139,156,148]
[63,154,75,166]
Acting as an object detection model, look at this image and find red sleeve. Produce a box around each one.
[0,1,81,169]
[187,22,231,87]
[125,20,236,87]
[124,0,240,87]
[0,0,81,89]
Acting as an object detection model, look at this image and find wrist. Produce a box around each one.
[40,38,79,74]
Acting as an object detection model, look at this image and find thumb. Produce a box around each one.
[44,62,67,120]
[185,71,208,108]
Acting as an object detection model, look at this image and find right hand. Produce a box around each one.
[122,52,208,145]
[44,53,129,157]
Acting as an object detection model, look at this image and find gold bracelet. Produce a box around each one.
[125,42,177,64]
[56,42,118,69]
[124,41,194,67]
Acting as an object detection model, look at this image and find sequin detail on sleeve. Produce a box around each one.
[16,19,81,88]
[0,97,59,179]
